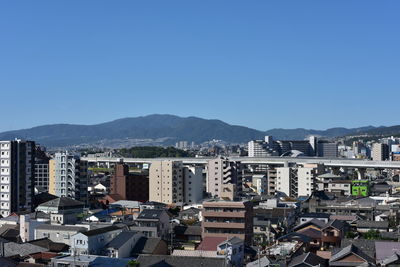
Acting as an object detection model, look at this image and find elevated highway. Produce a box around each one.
[81,156,400,169]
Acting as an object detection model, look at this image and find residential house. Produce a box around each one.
[70,225,124,255]
[35,224,88,245]
[130,209,171,240]
[329,244,374,266]
[321,220,348,249]
[105,231,143,258]
[131,237,168,256]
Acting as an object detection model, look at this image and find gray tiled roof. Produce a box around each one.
[136,255,226,267]
[132,237,163,255]
[107,231,138,249]
[35,224,87,232]
[289,252,326,267]
[82,225,121,237]
[2,242,47,257]
[137,209,165,220]
[39,197,84,208]
[330,244,373,266]
[356,220,389,229]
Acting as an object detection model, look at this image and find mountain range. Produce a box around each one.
[0,114,396,148]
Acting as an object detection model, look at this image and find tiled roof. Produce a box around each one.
[136,255,226,267]
[107,231,138,249]
[39,197,84,208]
[197,237,227,251]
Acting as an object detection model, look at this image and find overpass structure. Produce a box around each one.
[81,156,400,169]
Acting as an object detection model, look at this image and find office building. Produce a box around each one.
[110,163,149,202]
[372,143,389,161]
[49,152,88,204]
[309,136,318,156]
[206,157,242,201]
[317,141,338,158]
[0,140,35,217]
[34,146,50,192]
[202,200,253,245]
[149,160,203,205]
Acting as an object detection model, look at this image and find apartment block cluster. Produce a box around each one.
[339,136,400,161]
[248,135,338,158]
[2,137,400,266]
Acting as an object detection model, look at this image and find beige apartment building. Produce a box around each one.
[149,160,203,205]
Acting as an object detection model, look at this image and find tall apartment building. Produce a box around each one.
[49,152,88,204]
[0,140,35,217]
[206,157,242,201]
[372,143,389,161]
[149,160,203,205]
[297,166,319,196]
[202,200,253,245]
[267,168,277,195]
[277,165,321,197]
[34,146,50,192]
[110,163,149,202]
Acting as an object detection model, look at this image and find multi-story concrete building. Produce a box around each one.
[49,152,88,203]
[318,141,338,158]
[277,165,321,197]
[149,160,203,205]
[248,140,269,157]
[297,166,318,197]
[206,157,242,200]
[110,163,149,202]
[267,168,278,195]
[276,167,294,197]
[372,143,389,161]
[0,140,35,217]
[252,174,267,195]
[202,200,253,245]
[316,173,352,196]
[34,146,50,192]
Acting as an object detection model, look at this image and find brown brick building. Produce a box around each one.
[202,200,253,245]
[110,164,149,202]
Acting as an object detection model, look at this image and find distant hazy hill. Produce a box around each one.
[0,114,382,148]
[265,126,376,140]
[345,125,400,137]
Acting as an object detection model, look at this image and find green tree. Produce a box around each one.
[127,260,140,267]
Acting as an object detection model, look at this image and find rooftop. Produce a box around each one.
[81,225,122,237]
[107,231,138,249]
[38,197,84,208]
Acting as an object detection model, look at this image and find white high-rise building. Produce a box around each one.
[0,140,35,217]
[49,152,88,204]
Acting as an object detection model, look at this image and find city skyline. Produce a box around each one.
[1,1,400,132]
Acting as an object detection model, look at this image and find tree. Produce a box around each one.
[363,229,380,240]
[127,260,140,267]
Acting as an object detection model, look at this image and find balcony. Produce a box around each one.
[203,211,246,218]
[203,221,245,229]
[321,235,341,244]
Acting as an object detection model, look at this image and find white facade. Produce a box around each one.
[276,167,292,197]
[297,167,316,197]
[52,152,88,203]
[252,174,267,195]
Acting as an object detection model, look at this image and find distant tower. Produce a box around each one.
[265,136,273,144]
[309,136,318,156]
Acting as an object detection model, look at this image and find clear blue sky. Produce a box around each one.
[1,1,399,132]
